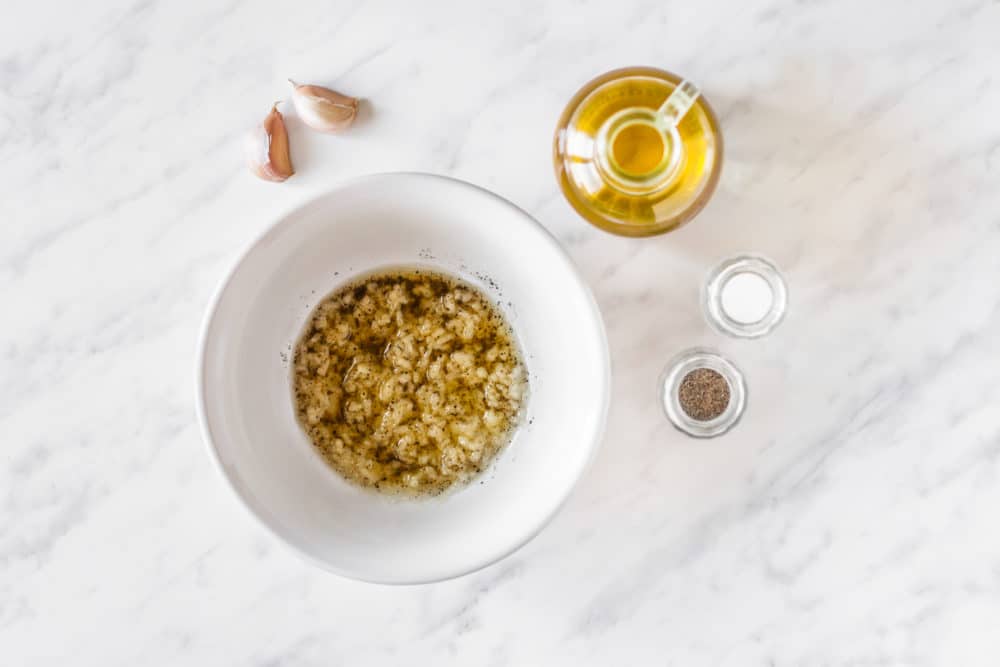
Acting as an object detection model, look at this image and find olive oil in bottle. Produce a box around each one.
[554,67,723,237]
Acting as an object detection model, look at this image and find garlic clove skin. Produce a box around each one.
[289,79,359,133]
[245,103,294,182]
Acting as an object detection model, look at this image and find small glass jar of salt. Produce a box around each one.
[703,254,787,338]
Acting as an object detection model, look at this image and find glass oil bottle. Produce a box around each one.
[553,67,724,237]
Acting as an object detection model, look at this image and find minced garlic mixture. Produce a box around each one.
[292,268,527,495]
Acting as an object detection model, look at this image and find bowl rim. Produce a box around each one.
[195,172,611,584]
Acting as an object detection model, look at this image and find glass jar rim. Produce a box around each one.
[703,254,788,338]
[660,348,746,438]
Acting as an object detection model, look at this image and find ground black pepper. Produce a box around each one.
[678,368,730,421]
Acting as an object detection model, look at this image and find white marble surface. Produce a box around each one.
[3,0,1000,663]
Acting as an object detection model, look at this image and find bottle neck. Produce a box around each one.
[594,107,685,195]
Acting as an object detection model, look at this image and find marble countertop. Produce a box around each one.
[4,0,1000,664]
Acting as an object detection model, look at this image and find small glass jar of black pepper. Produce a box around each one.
[660,348,746,437]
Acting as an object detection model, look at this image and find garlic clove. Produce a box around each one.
[288,79,359,133]
[245,103,294,182]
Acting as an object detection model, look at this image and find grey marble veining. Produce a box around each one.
[2,0,1000,664]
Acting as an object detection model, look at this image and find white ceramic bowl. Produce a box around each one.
[197,173,610,583]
